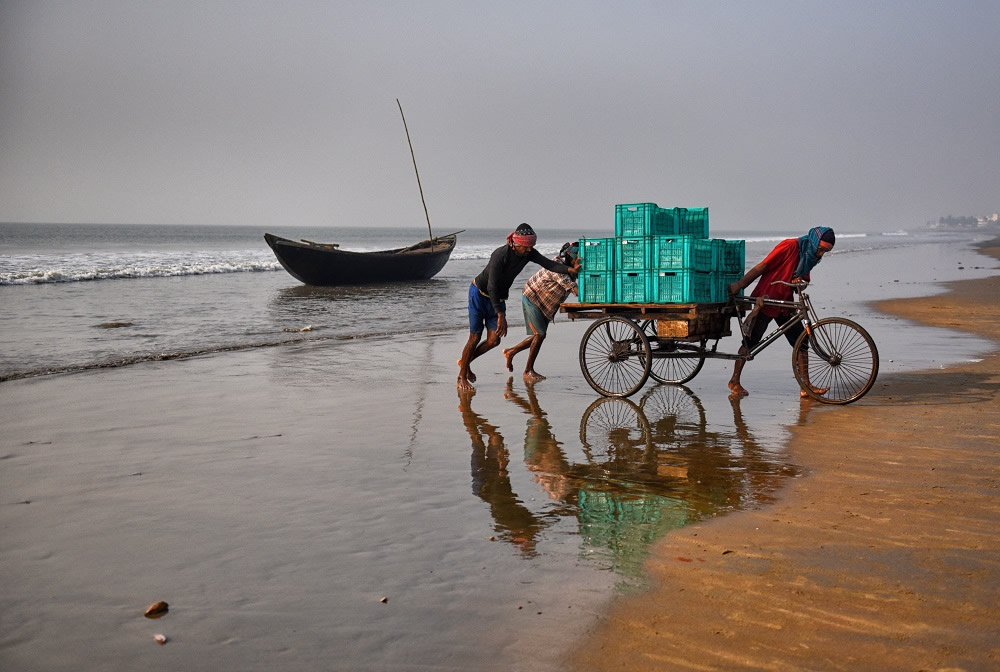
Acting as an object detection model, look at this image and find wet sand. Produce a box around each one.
[569,243,1000,671]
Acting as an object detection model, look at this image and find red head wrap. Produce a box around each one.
[507,232,537,248]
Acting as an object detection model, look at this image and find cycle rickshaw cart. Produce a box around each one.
[560,281,879,405]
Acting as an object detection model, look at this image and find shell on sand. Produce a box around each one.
[144,601,169,618]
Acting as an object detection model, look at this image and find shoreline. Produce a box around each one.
[568,242,1000,671]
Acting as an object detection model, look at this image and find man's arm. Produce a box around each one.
[532,249,574,276]
[728,261,768,296]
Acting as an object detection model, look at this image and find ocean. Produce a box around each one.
[0,223,991,383]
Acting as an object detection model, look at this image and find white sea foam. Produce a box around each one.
[0,251,281,285]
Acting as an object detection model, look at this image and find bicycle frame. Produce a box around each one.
[732,284,836,364]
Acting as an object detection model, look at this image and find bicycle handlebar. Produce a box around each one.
[770,280,809,289]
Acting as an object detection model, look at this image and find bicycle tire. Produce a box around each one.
[579,317,651,397]
[792,317,879,404]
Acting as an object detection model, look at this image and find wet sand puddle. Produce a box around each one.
[459,380,798,585]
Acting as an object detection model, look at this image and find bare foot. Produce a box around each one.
[800,385,829,398]
[524,371,546,382]
[728,381,749,398]
[458,358,476,382]
[503,348,515,372]
[457,376,475,391]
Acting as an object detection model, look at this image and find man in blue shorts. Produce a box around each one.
[503,242,579,382]
[458,224,578,390]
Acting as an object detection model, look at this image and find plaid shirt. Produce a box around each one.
[522,257,577,321]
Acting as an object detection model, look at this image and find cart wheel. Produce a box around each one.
[638,321,706,384]
[579,316,651,397]
[792,317,879,404]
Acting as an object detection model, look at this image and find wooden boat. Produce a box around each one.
[263,232,458,286]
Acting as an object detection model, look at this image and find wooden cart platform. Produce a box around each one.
[560,302,740,341]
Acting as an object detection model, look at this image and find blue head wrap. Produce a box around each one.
[793,226,833,279]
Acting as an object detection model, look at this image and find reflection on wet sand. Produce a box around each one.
[458,383,799,580]
[459,389,546,556]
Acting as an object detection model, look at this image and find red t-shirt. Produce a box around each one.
[750,238,807,318]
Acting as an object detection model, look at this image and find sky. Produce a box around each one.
[1,0,997,233]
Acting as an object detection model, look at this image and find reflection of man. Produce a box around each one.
[504,379,574,503]
[458,389,542,555]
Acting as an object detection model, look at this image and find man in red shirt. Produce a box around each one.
[726,227,836,398]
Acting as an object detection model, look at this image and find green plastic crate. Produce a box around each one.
[579,237,615,272]
[579,271,615,303]
[650,270,714,303]
[652,236,714,272]
[673,207,709,238]
[615,236,651,271]
[615,203,676,237]
[714,239,746,272]
[615,270,649,303]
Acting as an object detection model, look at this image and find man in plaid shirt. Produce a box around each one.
[503,242,579,382]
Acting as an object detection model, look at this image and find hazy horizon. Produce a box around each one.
[2,1,997,233]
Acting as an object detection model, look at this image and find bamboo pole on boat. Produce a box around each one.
[397,99,434,241]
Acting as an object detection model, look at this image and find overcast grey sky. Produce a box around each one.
[1,0,997,232]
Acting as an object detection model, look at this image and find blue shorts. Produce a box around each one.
[522,295,549,336]
[468,283,504,334]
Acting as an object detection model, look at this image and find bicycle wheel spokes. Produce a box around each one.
[580,317,651,397]
[794,318,879,404]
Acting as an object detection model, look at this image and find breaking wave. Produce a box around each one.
[1,251,282,285]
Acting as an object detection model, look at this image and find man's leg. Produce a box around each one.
[729,314,769,397]
[458,332,482,390]
[503,337,534,372]
[523,332,546,381]
[472,328,502,362]
[728,350,749,397]
[796,346,829,398]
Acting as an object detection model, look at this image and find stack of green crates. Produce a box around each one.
[578,202,745,304]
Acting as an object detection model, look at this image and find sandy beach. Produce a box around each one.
[570,242,1000,671]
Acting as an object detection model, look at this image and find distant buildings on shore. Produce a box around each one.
[927,213,1000,230]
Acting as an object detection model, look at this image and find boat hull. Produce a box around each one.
[264,233,456,286]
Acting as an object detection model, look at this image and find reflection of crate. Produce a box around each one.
[579,271,615,303]
[714,239,746,272]
[653,236,714,271]
[615,270,648,303]
[615,203,676,237]
[674,208,709,238]
[615,236,650,271]
[651,270,714,303]
[579,237,615,272]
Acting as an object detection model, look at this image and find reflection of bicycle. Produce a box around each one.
[638,384,706,445]
[566,281,879,404]
[578,397,654,476]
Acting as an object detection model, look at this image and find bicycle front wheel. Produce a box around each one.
[792,317,879,404]
[579,317,651,397]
